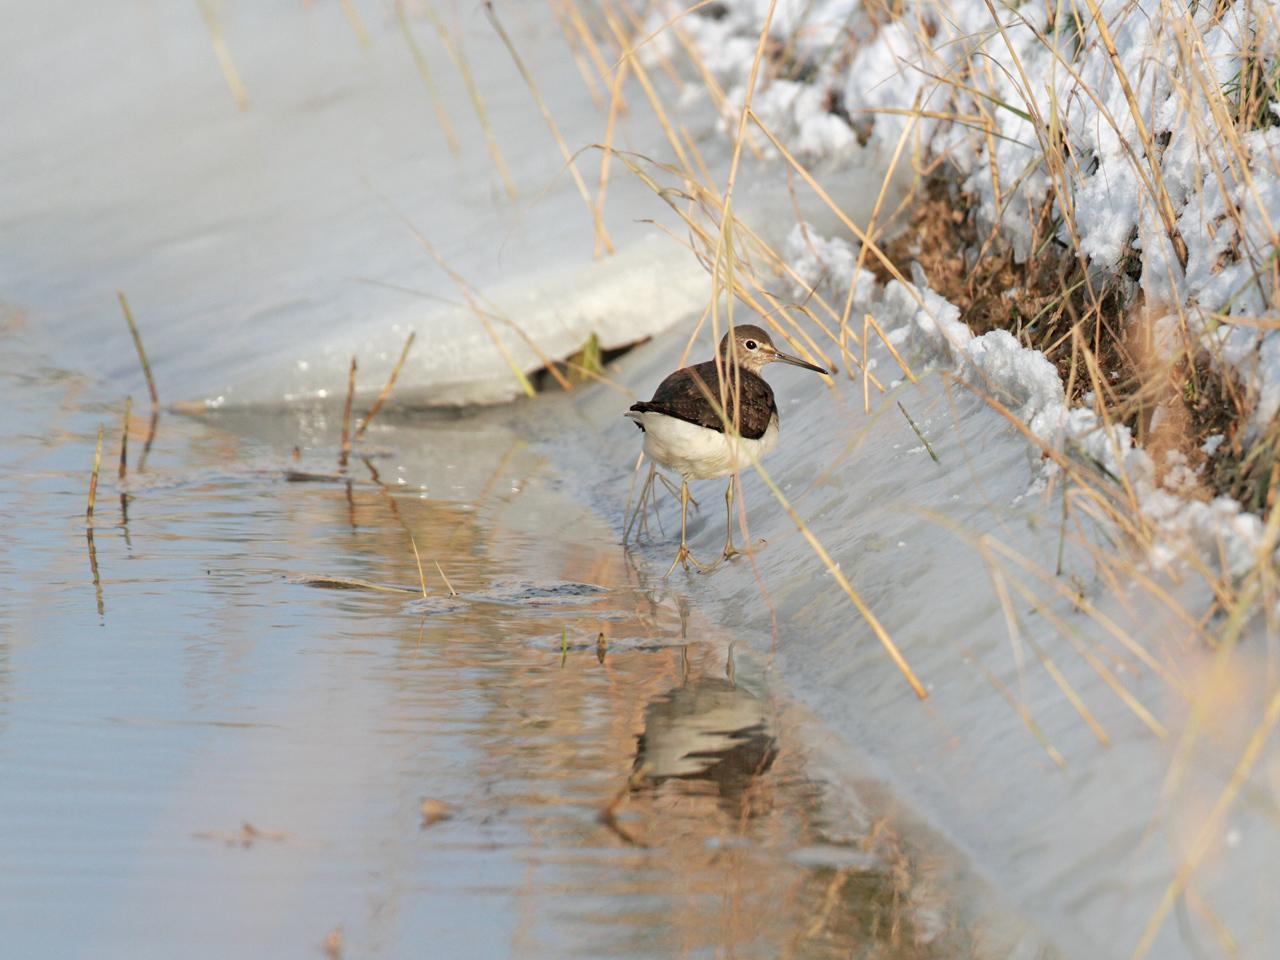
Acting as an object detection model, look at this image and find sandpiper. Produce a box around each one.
[626,324,827,574]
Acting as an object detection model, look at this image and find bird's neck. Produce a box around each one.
[717,356,766,377]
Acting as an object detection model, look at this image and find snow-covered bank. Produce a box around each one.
[788,224,1270,578]
[587,3,1280,954]
[646,0,1280,580]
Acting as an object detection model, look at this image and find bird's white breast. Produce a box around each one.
[630,411,779,480]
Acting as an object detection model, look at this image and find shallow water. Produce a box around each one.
[5,3,1275,957]
[0,4,1028,954]
[0,325,1052,958]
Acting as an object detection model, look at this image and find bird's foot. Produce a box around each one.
[665,544,715,577]
[722,539,768,562]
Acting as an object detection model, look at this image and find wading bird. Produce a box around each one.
[626,324,827,574]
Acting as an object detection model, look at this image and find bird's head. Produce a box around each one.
[718,324,829,375]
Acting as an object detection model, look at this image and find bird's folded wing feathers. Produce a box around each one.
[627,362,775,440]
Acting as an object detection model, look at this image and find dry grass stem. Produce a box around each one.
[560,0,625,108]
[339,357,356,470]
[86,425,104,522]
[339,0,369,49]
[422,2,517,198]
[484,1,614,255]
[548,0,608,110]
[117,292,159,410]
[408,532,428,598]
[970,643,1067,769]
[594,37,630,257]
[419,798,453,827]
[86,528,103,617]
[896,402,939,464]
[433,560,456,596]
[747,110,933,316]
[395,1,461,155]
[753,454,926,699]
[1132,687,1280,959]
[355,332,415,440]
[601,9,694,184]
[392,209,542,397]
[117,396,131,481]
[195,0,249,110]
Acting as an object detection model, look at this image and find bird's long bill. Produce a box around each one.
[772,350,829,374]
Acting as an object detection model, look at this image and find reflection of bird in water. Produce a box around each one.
[633,677,777,807]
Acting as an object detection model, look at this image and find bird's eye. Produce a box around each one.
[745,340,758,350]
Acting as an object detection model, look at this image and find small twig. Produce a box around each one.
[421,2,517,199]
[1056,480,1070,577]
[355,332,415,440]
[291,574,419,595]
[118,292,158,410]
[897,402,940,464]
[408,532,429,598]
[137,410,159,473]
[87,425,104,522]
[339,357,357,470]
[194,0,249,110]
[395,1,460,154]
[117,396,131,480]
[484,0,613,254]
[86,529,103,618]
[866,313,919,384]
[339,0,369,48]
[433,560,456,596]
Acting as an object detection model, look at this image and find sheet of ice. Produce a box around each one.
[0,4,642,405]
[0,1,907,408]
[1,1,693,406]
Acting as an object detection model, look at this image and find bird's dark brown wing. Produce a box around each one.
[628,360,776,440]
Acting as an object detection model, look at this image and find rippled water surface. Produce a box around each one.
[0,325,1041,959]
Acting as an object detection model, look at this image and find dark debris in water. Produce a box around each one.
[193,821,290,848]
[469,580,609,606]
[402,581,609,617]
[284,469,351,483]
[402,595,471,616]
[529,634,685,654]
[288,574,419,594]
[293,575,612,618]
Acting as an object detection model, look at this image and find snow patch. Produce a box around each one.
[672,0,1280,576]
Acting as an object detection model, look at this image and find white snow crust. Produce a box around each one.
[660,0,1280,576]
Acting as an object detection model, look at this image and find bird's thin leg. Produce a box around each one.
[665,480,713,576]
[624,464,657,544]
[665,480,691,577]
[722,476,741,561]
[657,472,698,510]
